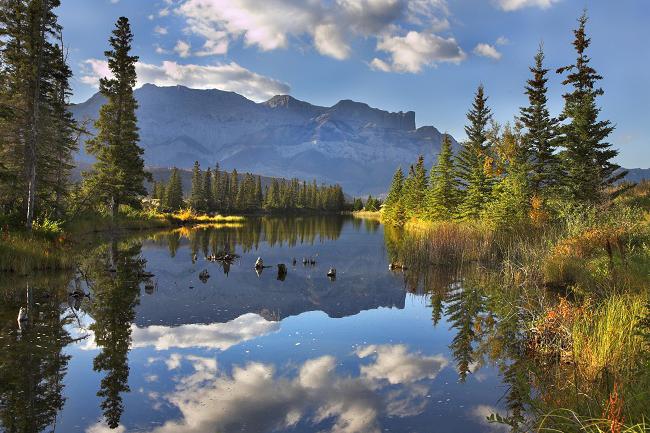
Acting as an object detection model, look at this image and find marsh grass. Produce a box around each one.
[0,231,77,273]
[536,410,649,433]
[571,295,647,379]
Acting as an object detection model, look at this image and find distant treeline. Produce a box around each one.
[151,162,346,214]
[383,13,625,228]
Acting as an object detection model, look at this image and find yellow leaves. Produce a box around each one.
[529,195,549,227]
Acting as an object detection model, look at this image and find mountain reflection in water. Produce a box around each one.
[0,216,516,433]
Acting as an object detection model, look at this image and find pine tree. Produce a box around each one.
[0,0,77,226]
[383,167,406,225]
[83,17,149,220]
[403,155,428,217]
[482,125,531,228]
[203,167,213,212]
[255,176,263,209]
[520,45,560,199]
[163,167,183,211]
[556,12,623,203]
[189,161,205,211]
[456,85,494,220]
[427,134,459,220]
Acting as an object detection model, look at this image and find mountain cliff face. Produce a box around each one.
[70,84,454,195]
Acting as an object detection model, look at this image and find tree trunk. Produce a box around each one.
[25,0,49,230]
[110,195,118,222]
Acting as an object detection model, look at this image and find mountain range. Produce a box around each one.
[70,84,649,196]
[70,84,454,196]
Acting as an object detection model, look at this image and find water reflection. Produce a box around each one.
[136,345,447,433]
[0,216,537,433]
[82,238,147,428]
[0,275,75,433]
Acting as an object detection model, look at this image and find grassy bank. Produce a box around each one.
[384,183,650,430]
[0,207,246,273]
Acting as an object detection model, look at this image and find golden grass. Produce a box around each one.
[0,232,77,273]
[351,210,382,220]
[571,294,648,379]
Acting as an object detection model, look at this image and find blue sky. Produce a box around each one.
[59,0,649,168]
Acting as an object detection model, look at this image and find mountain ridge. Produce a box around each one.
[70,84,453,195]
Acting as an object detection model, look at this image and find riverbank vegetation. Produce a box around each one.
[0,8,347,273]
[382,12,650,431]
[151,162,346,214]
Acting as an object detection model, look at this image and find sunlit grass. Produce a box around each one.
[0,231,77,273]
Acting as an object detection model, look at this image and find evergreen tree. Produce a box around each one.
[456,85,494,220]
[189,161,205,211]
[352,198,363,211]
[520,46,559,199]
[426,134,459,220]
[383,167,406,225]
[203,167,213,212]
[163,167,183,211]
[0,0,76,226]
[403,155,428,217]
[482,125,531,228]
[556,12,623,203]
[255,176,263,209]
[83,17,148,220]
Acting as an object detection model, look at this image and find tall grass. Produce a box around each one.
[571,295,647,379]
[0,232,77,273]
[537,410,649,433]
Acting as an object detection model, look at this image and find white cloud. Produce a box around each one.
[471,405,511,432]
[174,0,453,67]
[86,421,126,433]
[371,31,466,73]
[174,40,192,57]
[139,345,449,433]
[473,43,502,60]
[131,313,279,350]
[81,59,290,102]
[495,0,560,11]
[496,36,509,45]
[356,344,448,384]
[154,25,168,35]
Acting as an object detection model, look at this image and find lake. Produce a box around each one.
[1,216,515,433]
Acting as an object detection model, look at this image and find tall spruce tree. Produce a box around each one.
[203,167,213,212]
[403,155,428,218]
[0,0,77,227]
[520,45,559,198]
[556,12,623,203]
[189,161,205,211]
[163,167,183,211]
[427,134,459,220]
[383,167,406,226]
[84,17,148,220]
[456,85,494,220]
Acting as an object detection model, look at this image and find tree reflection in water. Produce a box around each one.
[0,274,76,433]
[83,237,147,429]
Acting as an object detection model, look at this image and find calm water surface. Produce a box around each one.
[1,216,512,433]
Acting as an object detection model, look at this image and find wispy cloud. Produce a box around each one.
[172,0,460,73]
[473,43,502,60]
[494,0,561,12]
[80,60,291,102]
[371,31,465,73]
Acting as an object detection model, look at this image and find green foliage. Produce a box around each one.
[456,85,495,220]
[403,156,428,218]
[163,167,184,211]
[31,217,64,240]
[364,195,380,211]
[520,45,560,199]
[556,12,623,203]
[382,167,406,226]
[0,0,77,226]
[82,17,149,219]
[427,134,460,220]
